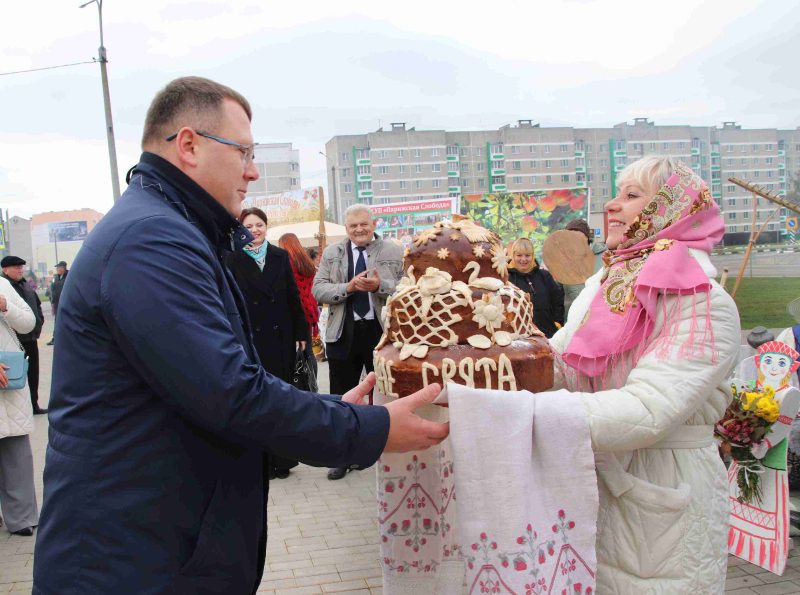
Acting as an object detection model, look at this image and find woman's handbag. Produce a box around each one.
[0,317,29,391]
[291,347,318,392]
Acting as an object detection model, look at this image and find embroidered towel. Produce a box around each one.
[375,395,463,594]
[448,385,599,595]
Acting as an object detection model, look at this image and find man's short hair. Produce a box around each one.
[141,77,252,148]
[344,204,373,222]
[565,219,593,243]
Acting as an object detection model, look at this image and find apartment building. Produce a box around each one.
[325,120,799,242]
[245,142,301,201]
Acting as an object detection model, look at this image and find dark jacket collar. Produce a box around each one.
[1,273,26,290]
[128,152,252,251]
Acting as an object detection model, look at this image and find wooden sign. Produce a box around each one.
[541,230,594,285]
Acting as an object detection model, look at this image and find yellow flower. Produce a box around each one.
[763,386,775,399]
[741,392,759,411]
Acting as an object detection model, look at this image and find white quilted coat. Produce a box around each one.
[549,250,740,594]
[0,276,35,438]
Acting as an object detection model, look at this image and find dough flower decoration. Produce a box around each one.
[472,294,505,332]
[490,243,509,277]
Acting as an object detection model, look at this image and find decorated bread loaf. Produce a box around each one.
[373,216,554,398]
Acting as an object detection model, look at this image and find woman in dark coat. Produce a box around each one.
[226,207,309,479]
[507,237,565,338]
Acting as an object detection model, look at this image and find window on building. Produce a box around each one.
[357,165,370,175]
[431,148,441,157]
[376,150,386,159]
[356,148,370,159]
[726,185,736,193]
[741,158,746,166]
[397,149,405,158]
[512,161,521,170]
[766,157,773,164]
[511,145,520,154]
[415,164,423,173]
[475,147,483,156]
[560,159,569,167]
[727,198,735,206]
[545,160,552,169]
[462,179,470,188]
[768,170,773,178]
[560,144,569,153]
[478,178,486,188]
[512,176,522,184]
[432,163,441,172]
[415,180,422,189]
[340,168,350,177]
[413,149,421,157]
[546,175,552,184]
[531,175,537,184]
[399,165,406,174]
[461,163,470,172]
[727,212,735,220]
[601,173,607,182]
[380,182,389,190]
[399,181,407,189]
[561,174,570,182]
[616,140,626,151]
[376,166,389,174]
[602,187,608,197]
[726,145,733,153]
[447,146,457,156]
[344,183,352,193]
[754,171,760,178]
[544,145,551,154]
[476,163,484,171]
[742,197,750,206]
[290,178,298,186]
[766,144,773,151]
[432,179,441,188]
[599,145,606,153]
[529,145,535,153]
[743,212,750,219]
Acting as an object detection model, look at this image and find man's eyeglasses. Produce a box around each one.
[166,130,255,164]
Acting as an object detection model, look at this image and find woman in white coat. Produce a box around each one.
[550,156,740,593]
[0,275,39,536]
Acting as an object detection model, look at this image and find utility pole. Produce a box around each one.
[81,0,121,202]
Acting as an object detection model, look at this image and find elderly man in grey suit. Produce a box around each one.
[313,204,403,480]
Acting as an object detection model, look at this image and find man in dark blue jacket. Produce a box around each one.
[33,77,447,594]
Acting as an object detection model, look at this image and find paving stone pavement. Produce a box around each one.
[4,316,800,593]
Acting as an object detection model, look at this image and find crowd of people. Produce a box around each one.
[0,75,797,594]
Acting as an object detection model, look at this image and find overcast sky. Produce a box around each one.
[1,0,798,218]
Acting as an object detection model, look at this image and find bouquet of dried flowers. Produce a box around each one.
[715,383,780,504]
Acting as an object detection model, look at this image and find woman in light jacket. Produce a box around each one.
[0,275,39,536]
[550,156,739,593]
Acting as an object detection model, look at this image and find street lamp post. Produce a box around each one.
[319,151,339,223]
[80,0,121,202]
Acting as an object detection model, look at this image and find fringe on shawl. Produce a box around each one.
[561,287,718,392]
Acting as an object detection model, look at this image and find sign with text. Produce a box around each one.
[243,187,322,226]
[370,198,458,246]
[48,221,88,242]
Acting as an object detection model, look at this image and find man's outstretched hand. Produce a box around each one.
[383,383,448,452]
[340,375,448,452]
[342,372,377,405]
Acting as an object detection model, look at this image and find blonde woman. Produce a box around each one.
[508,237,564,337]
[550,156,739,592]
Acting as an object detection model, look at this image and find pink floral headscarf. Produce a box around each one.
[562,162,725,379]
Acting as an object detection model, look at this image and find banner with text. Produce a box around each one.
[370,198,458,246]
[461,188,589,246]
[243,186,322,226]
